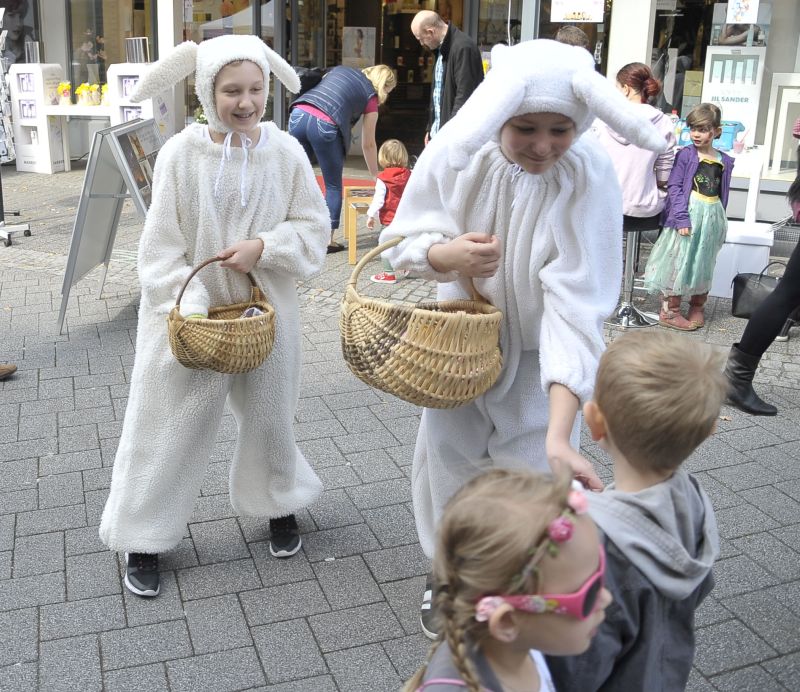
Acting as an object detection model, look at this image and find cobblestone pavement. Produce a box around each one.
[1,158,799,692]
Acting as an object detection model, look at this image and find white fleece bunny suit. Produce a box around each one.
[99,37,330,553]
[380,40,667,556]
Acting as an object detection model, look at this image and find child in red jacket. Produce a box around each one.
[367,139,412,284]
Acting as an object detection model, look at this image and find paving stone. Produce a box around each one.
[382,633,431,679]
[18,412,58,441]
[714,502,780,539]
[295,417,347,441]
[0,570,65,611]
[189,518,249,565]
[0,661,37,692]
[709,665,786,692]
[739,485,800,524]
[101,620,193,670]
[0,488,37,513]
[694,619,776,676]
[294,396,335,423]
[0,550,9,579]
[732,532,800,581]
[332,429,401,455]
[310,602,404,652]
[325,643,403,691]
[0,459,38,495]
[40,633,102,691]
[0,514,14,551]
[104,663,170,692]
[381,575,428,636]
[84,488,110,524]
[200,461,229,496]
[38,470,84,508]
[240,579,330,625]
[722,590,800,654]
[37,377,74,400]
[159,537,200,570]
[711,555,782,598]
[39,448,103,475]
[58,423,99,454]
[307,488,364,530]
[65,525,107,555]
[66,550,120,600]
[184,594,252,654]
[298,437,348,468]
[189,494,237,523]
[762,651,800,690]
[364,543,430,583]
[249,539,315,587]
[40,593,125,640]
[347,449,404,483]
[177,558,262,601]
[58,406,116,428]
[346,478,412,509]
[313,555,384,610]
[13,531,64,577]
[362,503,419,548]
[0,607,37,666]
[301,523,381,562]
[263,675,338,692]
[685,668,717,691]
[166,647,266,692]
[122,570,186,627]
[316,463,363,489]
[252,618,327,684]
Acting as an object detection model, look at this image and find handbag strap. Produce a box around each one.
[758,261,787,280]
[174,257,258,308]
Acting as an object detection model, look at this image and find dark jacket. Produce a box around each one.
[662,144,734,230]
[427,24,484,136]
[547,470,719,692]
[292,66,375,155]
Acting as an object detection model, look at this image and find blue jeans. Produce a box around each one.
[288,108,345,231]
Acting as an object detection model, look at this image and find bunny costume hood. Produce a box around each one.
[444,39,667,171]
[130,34,301,134]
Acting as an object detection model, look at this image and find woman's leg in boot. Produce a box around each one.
[688,293,708,328]
[659,295,696,331]
[724,344,777,416]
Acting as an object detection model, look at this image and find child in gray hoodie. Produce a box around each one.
[547,330,726,691]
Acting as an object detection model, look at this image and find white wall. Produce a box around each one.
[157,0,184,133]
[607,0,657,80]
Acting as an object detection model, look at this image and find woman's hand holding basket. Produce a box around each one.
[217,238,265,273]
[428,233,502,278]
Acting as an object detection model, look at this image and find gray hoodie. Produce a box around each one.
[547,469,719,692]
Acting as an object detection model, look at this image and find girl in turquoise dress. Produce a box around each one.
[644,103,733,330]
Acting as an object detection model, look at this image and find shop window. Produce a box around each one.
[0,0,42,67]
[67,0,155,90]
[478,0,521,53]
[537,0,610,72]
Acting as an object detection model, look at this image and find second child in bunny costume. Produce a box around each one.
[380,39,666,638]
[99,35,330,597]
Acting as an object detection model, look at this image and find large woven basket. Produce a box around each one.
[167,257,276,374]
[340,237,503,409]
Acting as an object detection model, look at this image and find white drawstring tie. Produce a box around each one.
[214,130,254,207]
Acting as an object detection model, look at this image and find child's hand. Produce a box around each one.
[546,438,604,491]
[366,217,375,230]
[217,238,265,273]
[677,227,691,236]
[428,233,502,278]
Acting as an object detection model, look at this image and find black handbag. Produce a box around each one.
[731,261,787,319]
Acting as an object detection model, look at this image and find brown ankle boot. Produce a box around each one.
[687,293,708,328]
[659,296,697,331]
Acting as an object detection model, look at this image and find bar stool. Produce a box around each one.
[606,214,661,329]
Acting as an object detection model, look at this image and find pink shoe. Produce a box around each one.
[370,272,397,284]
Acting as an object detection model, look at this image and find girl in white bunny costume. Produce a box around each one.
[380,40,667,582]
[99,35,330,597]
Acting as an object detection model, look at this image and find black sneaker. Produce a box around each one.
[269,514,301,557]
[420,573,439,640]
[124,552,160,597]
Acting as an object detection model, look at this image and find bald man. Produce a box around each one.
[411,10,483,145]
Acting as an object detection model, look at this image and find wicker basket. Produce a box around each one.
[340,237,503,409]
[167,257,276,374]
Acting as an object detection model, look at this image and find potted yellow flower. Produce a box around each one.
[89,83,101,105]
[57,81,72,106]
[75,82,92,105]
[100,83,109,106]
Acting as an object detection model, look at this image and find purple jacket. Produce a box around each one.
[661,145,733,230]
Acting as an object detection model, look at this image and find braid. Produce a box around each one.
[401,638,442,692]
[440,578,483,692]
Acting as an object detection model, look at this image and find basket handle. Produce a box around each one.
[347,236,491,304]
[174,257,258,308]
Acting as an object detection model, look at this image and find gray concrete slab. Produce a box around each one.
[1,156,799,690]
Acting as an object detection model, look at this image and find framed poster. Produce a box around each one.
[107,118,163,215]
[0,0,41,66]
[550,0,604,23]
[342,26,375,68]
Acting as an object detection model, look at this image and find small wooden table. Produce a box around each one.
[342,185,374,265]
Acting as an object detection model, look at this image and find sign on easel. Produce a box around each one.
[57,118,163,333]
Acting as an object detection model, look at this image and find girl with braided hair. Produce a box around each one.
[405,468,611,691]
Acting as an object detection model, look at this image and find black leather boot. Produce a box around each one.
[724,344,777,416]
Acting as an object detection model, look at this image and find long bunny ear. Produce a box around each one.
[572,70,667,153]
[130,41,198,102]
[262,42,301,94]
[445,70,526,170]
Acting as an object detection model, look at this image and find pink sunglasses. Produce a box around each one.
[475,544,606,622]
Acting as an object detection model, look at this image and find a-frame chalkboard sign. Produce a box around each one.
[57,118,163,333]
